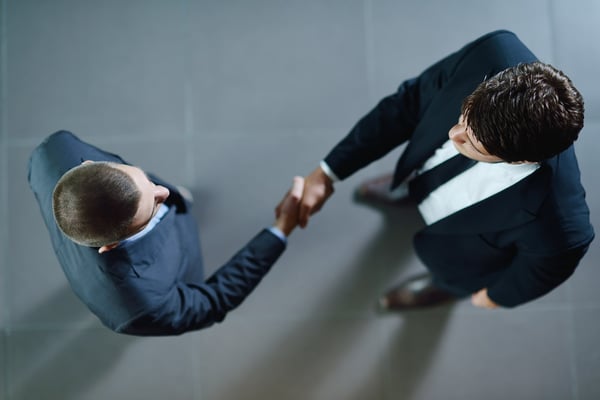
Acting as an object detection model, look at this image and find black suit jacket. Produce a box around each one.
[324,30,594,306]
[29,131,286,335]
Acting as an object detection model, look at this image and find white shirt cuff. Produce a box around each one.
[267,226,287,244]
[319,160,340,182]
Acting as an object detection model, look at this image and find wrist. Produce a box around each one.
[319,161,339,183]
[313,166,334,189]
[274,219,293,237]
[268,226,288,243]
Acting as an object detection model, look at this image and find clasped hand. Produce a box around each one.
[275,166,334,233]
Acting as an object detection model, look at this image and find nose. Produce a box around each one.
[448,124,467,144]
[155,185,170,202]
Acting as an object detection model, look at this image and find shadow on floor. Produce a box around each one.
[8,286,136,400]
[209,203,454,399]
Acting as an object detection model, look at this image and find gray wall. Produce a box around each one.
[1,0,599,399]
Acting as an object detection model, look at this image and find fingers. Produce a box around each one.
[275,198,284,218]
[298,184,328,228]
[298,202,312,228]
[471,288,498,309]
[298,194,323,228]
[275,178,299,217]
[289,176,304,200]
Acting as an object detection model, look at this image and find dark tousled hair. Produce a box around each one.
[52,162,141,247]
[462,62,584,162]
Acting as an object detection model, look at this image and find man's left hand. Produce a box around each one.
[471,288,499,309]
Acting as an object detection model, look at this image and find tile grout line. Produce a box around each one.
[548,0,580,396]
[183,0,195,192]
[363,7,393,399]
[565,302,580,400]
[563,269,580,400]
[1,0,10,398]
[547,0,558,65]
[179,2,195,231]
[363,0,376,104]
[548,1,579,397]
[182,2,201,398]
[184,74,195,188]
[1,0,8,321]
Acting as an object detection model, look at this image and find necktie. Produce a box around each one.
[408,154,477,203]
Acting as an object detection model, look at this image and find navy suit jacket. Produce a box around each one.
[29,131,286,335]
[324,30,594,306]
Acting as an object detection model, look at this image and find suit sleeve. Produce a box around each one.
[324,30,530,181]
[486,244,590,307]
[486,195,594,307]
[324,68,448,180]
[117,229,286,336]
[323,34,502,180]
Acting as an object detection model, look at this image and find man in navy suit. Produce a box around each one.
[29,131,304,335]
[288,30,594,309]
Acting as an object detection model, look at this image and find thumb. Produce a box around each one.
[289,176,305,200]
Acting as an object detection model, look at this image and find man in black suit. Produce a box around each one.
[29,131,304,335]
[287,30,594,309]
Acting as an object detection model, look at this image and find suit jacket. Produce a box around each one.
[324,30,594,307]
[28,131,286,335]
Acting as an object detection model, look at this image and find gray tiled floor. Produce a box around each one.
[2,1,599,399]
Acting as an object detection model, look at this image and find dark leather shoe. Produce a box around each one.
[379,273,456,310]
[353,173,413,207]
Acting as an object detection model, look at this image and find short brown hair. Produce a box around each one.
[52,162,141,247]
[462,62,584,162]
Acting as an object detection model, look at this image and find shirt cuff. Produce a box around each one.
[319,160,340,182]
[267,226,288,244]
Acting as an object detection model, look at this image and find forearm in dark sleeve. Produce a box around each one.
[324,41,469,180]
[487,246,588,307]
[118,229,286,336]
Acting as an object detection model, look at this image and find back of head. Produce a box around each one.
[52,162,141,247]
[462,62,584,162]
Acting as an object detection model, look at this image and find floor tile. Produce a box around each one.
[382,308,574,400]
[551,0,600,119]
[5,0,188,140]
[572,307,600,400]
[195,314,387,400]
[6,328,197,400]
[368,0,553,101]
[188,0,370,133]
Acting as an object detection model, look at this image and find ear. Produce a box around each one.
[82,160,93,165]
[98,242,120,254]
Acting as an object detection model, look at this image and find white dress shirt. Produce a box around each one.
[321,140,539,225]
[415,141,539,224]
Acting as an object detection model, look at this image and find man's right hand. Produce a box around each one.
[274,177,305,236]
[297,166,334,228]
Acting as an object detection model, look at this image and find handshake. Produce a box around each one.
[273,167,335,237]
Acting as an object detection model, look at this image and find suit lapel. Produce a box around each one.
[392,76,483,185]
[423,162,552,235]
